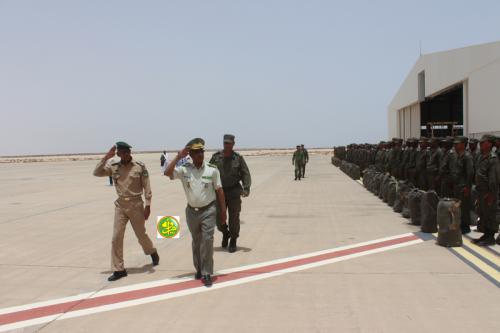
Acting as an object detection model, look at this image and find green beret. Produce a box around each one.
[187,138,205,150]
[116,141,132,150]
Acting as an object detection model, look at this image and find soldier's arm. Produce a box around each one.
[141,165,152,206]
[465,155,474,189]
[93,146,115,177]
[488,157,499,194]
[239,156,252,193]
[213,168,227,224]
[292,152,296,165]
[209,153,217,165]
[165,147,189,179]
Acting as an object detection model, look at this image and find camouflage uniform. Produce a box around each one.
[210,138,251,244]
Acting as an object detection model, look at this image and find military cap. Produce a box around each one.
[479,134,496,143]
[223,134,235,143]
[187,138,205,150]
[444,136,454,143]
[419,137,429,142]
[430,137,440,144]
[453,136,468,144]
[115,141,132,150]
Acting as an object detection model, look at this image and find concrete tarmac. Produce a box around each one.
[0,154,498,332]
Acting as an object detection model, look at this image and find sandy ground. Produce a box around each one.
[0,154,498,333]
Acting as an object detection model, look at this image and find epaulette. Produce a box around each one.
[135,161,145,167]
[111,162,120,166]
[207,163,217,168]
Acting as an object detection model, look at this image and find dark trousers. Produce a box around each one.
[477,191,499,234]
[216,196,242,239]
[301,162,307,177]
[454,185,471,231]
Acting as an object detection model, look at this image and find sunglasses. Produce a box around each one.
[191,149,204,154]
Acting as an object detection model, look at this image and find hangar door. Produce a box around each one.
[397,103,420,140]
[420,84,464,137]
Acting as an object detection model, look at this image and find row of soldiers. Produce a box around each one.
[334,134,500,246]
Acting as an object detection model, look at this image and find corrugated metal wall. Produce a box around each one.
[397,103,420,139]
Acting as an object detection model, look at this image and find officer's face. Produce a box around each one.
[189,149,204,164]
[117,149,132,163]
[223,141,234,151]
[454,142,465,153]
[480,141,492,153]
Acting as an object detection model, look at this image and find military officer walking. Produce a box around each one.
[165,138,227,286]
[292,145,306,180]
[210,134,251,253]
[93,142,159,281]
[472,135,499,246]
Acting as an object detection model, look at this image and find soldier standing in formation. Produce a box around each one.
[439,137,457,198]
[451,136,474,234]
[426,137,443,192]
[472,135,499,246]
[93,142,159,281]
[415,137,429,190]
[210,134,252,253]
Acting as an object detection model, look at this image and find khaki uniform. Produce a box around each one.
[210,151,251,240]
[94,159,156,272]
[292,149,306,180]
[173,161,222,275]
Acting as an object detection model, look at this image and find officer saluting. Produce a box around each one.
[210,134,252,253]
[165,138,227,287]
[93,142,159,281]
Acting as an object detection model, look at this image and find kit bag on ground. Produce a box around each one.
[437,198,462,247]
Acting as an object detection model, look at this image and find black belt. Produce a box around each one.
[188,201,215,212]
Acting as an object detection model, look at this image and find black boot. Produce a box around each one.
[221,230,230,248]
[151,251,160,266]
[108,270,127,281]
[228,238,237,253]
[476,233,495,246]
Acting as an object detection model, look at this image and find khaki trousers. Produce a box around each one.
[111,198,156,271]
[186,203,216,275]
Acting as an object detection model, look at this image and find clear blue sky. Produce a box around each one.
[1,0,499,155]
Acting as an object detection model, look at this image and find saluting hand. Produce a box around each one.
[104,146,116,161]
[178,146,190,159]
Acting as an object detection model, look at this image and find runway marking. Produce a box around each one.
[432,233,499,287]
[0,233,421,332]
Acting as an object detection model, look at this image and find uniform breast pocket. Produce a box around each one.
[202,179,213,190]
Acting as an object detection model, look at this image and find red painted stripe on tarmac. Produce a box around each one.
[0,234,418,326]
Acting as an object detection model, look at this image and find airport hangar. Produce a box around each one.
[388,40,500,140]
